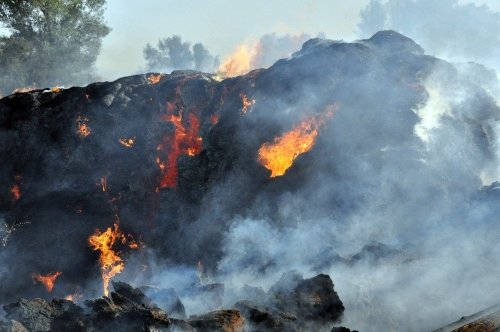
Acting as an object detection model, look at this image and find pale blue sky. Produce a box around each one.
[95,0,500,80]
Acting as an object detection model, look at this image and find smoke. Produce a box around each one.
[358,0,500,62]
[218,33,311,77]
[3,28,500,332]
[201,34,500,331]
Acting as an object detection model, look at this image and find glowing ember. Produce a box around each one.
[88,222,138,296]
[210,114,219,125]
[12,86,37,94]
[218,44,254,78]
[100,177,107,192]
[119,137,135,148]
[258,109,334,177]
[64,288,82,303]
[147,74,163,84]
[240,93,255,115]
[9,184,21,202]
[32,271,62,292]
[76,115,91,138]
[156,82,203,188]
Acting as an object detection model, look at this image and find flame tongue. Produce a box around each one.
[32,271,62,292]
[156,81,203,189]
[258,108,334,177]
[88,222,125,296]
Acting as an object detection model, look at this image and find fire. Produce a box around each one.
[258,108,334,177]
[76,115,91,138]
[32,271,62,292]
[156,100,203,188]
[218,44,255,78]
[65,293,81,303]
[51,87,62,93]
[100,176,107,192]
[210,114,219,125]
[88,222,138,296]
[9,184,21,202]
[12,86,37,94]
[119,137,135,148]
[147,74,163,84]
[240,93,255,115]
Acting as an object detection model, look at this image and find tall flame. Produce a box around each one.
[258,108,334,177]
[32,271,62,292]
[156,81,203,189]
[218,45,255,78]
[88,222,125,296]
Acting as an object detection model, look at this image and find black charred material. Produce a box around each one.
[140,285,186,319]
[0,275,352,332]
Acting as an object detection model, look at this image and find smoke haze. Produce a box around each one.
[2,1,500,332]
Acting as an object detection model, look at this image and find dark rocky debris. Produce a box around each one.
[0,273,347,331]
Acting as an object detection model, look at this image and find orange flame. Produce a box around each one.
[240,93,255,115]
[51,87,62,93]
[119,137,135,148]
[65,293,82,303]
[9,184,21,202]
[147,74,163,84]
[156,81,203,189]
[258,108,334,177]
[32,271,62,292]
[88,222,129,296]
[76,115,91,138]
[218,45,255,78]
[12,86,37,94]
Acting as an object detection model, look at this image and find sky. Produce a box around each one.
[96,0,500,80]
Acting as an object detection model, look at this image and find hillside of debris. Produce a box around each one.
[0,273,354,332]
[2,29,500,331]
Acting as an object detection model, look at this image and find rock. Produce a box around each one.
[234,300,297,332]
[3,298,77,332]
[85,283,172,331]
[188,310,245,332]
[269,272,344,322]
[112,281,152,307]
[0,320,29,332]
[141,286,186,319]
[331,327,358,332]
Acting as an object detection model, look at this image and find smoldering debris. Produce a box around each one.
[0,30,500,331]
[0,273,348,332]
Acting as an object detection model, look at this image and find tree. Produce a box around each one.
[144,35,218,73]
[0,0,111,95]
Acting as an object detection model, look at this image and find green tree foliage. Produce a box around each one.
[144,35,219,73]
[0,0,111,95]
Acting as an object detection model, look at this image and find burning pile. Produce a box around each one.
[1,31,498,331]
